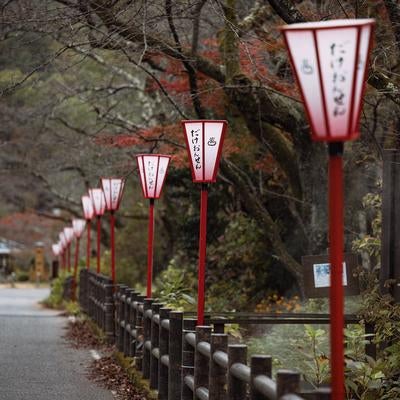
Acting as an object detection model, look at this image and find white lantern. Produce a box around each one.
[59,232,67,249]
[64,227,74,243]
[136,154,171,199]
[101,178,125,211]
[82,195,94,220]
[281,19,374,141]
[72,219,86,238]
[89,188,106,216]
[182,120,227,182]
[52,243,60,257]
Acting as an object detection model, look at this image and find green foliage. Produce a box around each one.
[152,260,196,311]
[208,212,264,269]
[345,356,386,399]
[246,321,386,395]
[304,296,362,315]
[246,324,322,376]
[294,325,330,387]
[64,300,80,316]
[207,212,295,309]
[352,192,381,259]
[42,275,66,309]
[359,280,400,386]
[16,271,29,282]
[343,323,389,399]
[206,279,248,312]
[345,190,400,399]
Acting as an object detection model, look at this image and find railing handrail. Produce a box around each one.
[79,270,380,399]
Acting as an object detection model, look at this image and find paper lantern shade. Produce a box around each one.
[89,188,106,216]
[59,232,67,249]
[281,19,374,141]
[52,244,60,257]
[64,227,74,243]
[136,154,171,199]
[182,120,227,183]
[101,178,125,211]
[72,219,86,238]
[82,195,94,220]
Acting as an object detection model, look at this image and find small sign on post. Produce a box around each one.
[302,253,360,298]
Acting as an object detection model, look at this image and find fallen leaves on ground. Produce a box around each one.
[87,356,146,400]
[63,318,104,349]
[63,317,147,399]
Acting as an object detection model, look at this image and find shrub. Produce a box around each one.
[16,271,29,282]
[42,276,66,309]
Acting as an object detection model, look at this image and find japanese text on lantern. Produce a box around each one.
[147,160,156,190]
[191,128,201,170]
[330,41,348,117]
[111,180,121,208]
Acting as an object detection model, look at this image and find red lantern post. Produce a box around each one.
[64,227,74,273]
[281,19,374,399]
[51,243,61,274]
[136,154,171,297]
[59,232,67,271]
[101,178,125,285]
[82,195,94,270]
[89,188,106,274]
[182,120,227,325]
[72,219,86,300]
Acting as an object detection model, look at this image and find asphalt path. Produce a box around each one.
[0,287,114,400]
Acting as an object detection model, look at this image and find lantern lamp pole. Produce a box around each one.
[328,142,345,399]
[73,237,80,301]
[110,211,116,284]
[86,221,91,269]
[146,198,155,298]
[96,216,101,274]
[67,243,71,273]
[197,183,209,325]
[62,250,65,272]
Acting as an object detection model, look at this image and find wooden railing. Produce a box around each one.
[78,269,376,399]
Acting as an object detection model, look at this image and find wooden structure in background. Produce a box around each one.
[381,150,400,301]
[29,244,49,281]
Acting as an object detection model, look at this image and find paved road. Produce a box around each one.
[0,287,114,400]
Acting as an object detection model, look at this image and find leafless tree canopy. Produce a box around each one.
[0,0,399,290]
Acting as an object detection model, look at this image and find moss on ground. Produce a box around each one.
[113,352,158,400]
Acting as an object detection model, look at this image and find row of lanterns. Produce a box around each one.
[50,19,375,399]
[51,120,227,319]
